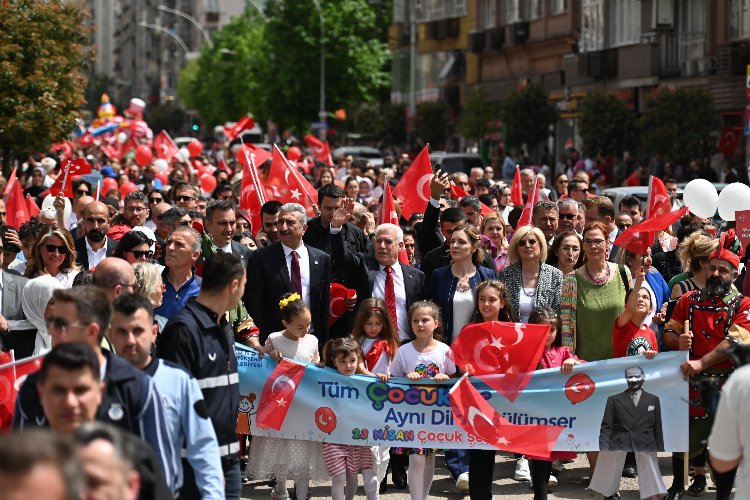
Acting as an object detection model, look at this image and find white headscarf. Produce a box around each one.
[22,275,64,356]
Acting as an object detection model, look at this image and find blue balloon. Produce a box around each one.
[90,122,119,137]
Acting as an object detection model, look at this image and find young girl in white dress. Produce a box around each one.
[321,337,379,499]
[389,300,456,500]
[247,293,325,500]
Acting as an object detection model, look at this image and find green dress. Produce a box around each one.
[575,270,626,361]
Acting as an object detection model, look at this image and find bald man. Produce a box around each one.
[92,257,138,303]
[75,201,117,270]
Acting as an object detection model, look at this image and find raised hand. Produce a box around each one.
[430,169,450,200]
[331,197,354,229]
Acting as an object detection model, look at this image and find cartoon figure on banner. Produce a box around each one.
[315,406,337,434]
[237,393,258,434]
[565,372,595,405]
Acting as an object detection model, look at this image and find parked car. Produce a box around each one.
[429,152,485,176]
[332,146,384,167]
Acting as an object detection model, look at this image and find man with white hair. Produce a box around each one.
[246,202,331,343]
[330,198,424,341]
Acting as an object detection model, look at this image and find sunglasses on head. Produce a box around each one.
[45,244,68,254]
[130,249,154,259]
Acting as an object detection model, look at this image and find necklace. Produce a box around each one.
[585,263,611,285]
[521,286,537,298]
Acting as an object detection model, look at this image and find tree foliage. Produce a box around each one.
[179,0,390,132]
[500,85,556,152]
[578,93,639,157]
[0,0,91,160]
[457,87,500,144]
[415,101,453,149]
[640,88,719,163]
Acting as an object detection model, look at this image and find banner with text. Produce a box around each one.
[237,346,688,452]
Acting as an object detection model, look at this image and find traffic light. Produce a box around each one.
[192,124,199,132]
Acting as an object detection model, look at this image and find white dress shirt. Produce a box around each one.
[281,243,311,308]
[86,237,109,269]
[630,389,642,407]
[373,263,408,340]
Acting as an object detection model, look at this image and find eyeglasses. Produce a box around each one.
[616,223,632,231]
[44,244,68,254]
[177,220,191,227]
[125,206,147,213]
[149,197,163,204]
[175,195,195,202]
[559,245,580,253]
[518,239,538,247]
[574,188,589,193]
[129,249,154,259]
[559,213,577,220]
[583,238,606,247]
[46,316,84,331]
[116,282,137,289]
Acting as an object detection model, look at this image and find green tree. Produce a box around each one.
[579,93,639,157]
[415,101,452,149]
[178,10,267,127]
[144,102,187,136]
[377,103,407,146]
[500,84,556,152]
[457,87,500,144]
[640,87,719,163]
[0,0,90,166]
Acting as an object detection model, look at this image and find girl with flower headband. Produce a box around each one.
[350,297,400,492]
[247,292,325,499]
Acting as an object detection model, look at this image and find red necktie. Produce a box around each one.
[385,265,397,327]
[290,250,302,295]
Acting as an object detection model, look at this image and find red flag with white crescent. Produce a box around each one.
[25,194,40,219]
[393,145,432,220]
[255,359,306,430]
[449,182,494,216]
[516,176,540,230]
[614,206,689,255]
[49,158,92,198]
[329,283,355,326]
[449,374,563,458]
[451,321,550,402]
[266,145,317,216]
[304,134,333,165]
[153,130,179,161]
[5,179,30,229]
[0,352,45,432]
[224,116,255,143]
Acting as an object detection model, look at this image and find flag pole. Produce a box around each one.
[96,179,101,201]
[60,159,72,197]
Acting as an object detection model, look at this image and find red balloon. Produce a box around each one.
[187,139,203,158]
[200,173,217,193]
[564,373,596,405]
[102,177,119,193]
[314,406,337,434]
[155,172,169,186]
[286,146,302,161]
[119,181,138,196]
[134,145,153,167]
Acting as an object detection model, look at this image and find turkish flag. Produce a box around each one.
[25,194,40,219]
[646,176,671,219]
[5,179,30,229]
[51,141,74,160]
[614,206,689,255]
[4,167,16,197]
[101,144,122,161]
[239,149,269,236]
[380,180,409,264]
[449,375,563,458]
[239,144,272,194]
[516,176,540,229]
[510,166,523,206]
[304,134,333,165]
[224,116,255,143]
[49,158,92,198]
[255,359,306,430]
[449,182,494,216]
[121,137,138,159]
[451,321,550,402]
[393,145,432,220]
[0,352,45,432]
[718,127,741,157]
[153,130,179,161]
[266,145,317,216]
[329,283,356,326]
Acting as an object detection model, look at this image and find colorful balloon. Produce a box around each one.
[564,373,596,405]
[315,406,337,434]
[187,139,203,158]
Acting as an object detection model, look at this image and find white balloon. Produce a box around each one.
[153,158,169,173]
[717,182,750,222]
[178,147,190,162]
[683,179,718,219]
[117,132,128,144]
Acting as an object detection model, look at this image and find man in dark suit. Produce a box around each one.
[246,203,330,344]
[74,201,117,271]
[204,200,253,266]
[600,366,664,452]
[330,198,424,342]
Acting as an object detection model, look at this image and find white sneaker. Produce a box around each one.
[514,457,531,481]
[548,474,558,487]
[455,472,470,492]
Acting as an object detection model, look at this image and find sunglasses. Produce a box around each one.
[149,197,163,204]
[77,189,90,195]
[559,213,577,220]
[518,239,538,247]
[129,249,154,259]
[175,195,195,202]
[44,244,68,254]
[45,316,82,331]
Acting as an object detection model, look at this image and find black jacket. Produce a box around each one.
[74,235,117,270]
[599,389,664,452]
[420,242,498,288]
[303,216,367,285]
[157,298,240,463]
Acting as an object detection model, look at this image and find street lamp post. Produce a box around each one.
[158,4,214,49]
[312,0,326,136]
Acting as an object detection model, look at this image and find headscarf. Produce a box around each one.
[22,275,64,356]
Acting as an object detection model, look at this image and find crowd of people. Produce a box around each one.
[0,144,748,500]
